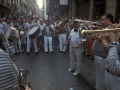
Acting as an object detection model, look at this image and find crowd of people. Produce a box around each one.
[0,15,102,56]
[0,13,120,90]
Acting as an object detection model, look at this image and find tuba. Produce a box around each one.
[55,17,71,34]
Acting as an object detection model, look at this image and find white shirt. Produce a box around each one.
[0,23,4,34]
[25,22,34,32]
[69,27,86,47]
[38,23,45,35]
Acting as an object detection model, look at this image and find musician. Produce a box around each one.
[0,48,31,90]
[103,31,120,90]
[12,18,21,54]
[3,18,14,53]
[25,17,38,54]
[87,13,114,90]
[58,17,67,53]
[3,18,13,36]
[63,19,86,75]
[42,20,54,53]
[38,19,45,49]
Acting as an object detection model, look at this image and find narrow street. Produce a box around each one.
[14,49,95,90]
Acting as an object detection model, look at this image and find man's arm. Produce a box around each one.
[63,38,70,45]
[101,39,109,51]
[106,46,120,76]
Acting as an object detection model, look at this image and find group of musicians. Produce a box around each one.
[0,12,120,90]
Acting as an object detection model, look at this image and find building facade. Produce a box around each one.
[46,0,120,22]
[43,0,48,20]
[0,0,11,18]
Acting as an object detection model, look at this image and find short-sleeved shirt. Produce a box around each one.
[3,23,12,34]
[69,27,86,47]
[25,22,34,32]
[38,23,45,35]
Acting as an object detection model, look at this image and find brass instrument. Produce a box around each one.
[55,17,71,34]
[80,28,120,39]
[19,69,31,90]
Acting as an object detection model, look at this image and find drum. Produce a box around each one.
[28,26,41,38]
[6,27,16,41]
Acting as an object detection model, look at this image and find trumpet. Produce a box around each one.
[80,28,120,39]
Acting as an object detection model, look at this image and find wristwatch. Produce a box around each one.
[109,42,119,47]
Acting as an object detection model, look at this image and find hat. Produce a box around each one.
[74,19,80,23]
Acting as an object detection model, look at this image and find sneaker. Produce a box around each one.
[17,50,19,52]
[19,50,23,52]
[68,69,72,71]
[73,72,79,75]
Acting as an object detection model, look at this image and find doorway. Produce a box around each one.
[93,0,106,19]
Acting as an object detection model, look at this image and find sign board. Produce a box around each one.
[60,0,68,5]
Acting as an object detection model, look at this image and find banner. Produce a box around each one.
[60,0,68,5]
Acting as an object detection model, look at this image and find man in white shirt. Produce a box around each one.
[63,19,86,75]
[25,17,38,54]
[42,20,54,53]
[38,19,45,48]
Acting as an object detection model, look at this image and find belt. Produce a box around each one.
[94,54,106,58]
[106,70,120,77]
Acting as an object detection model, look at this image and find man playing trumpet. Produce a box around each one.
[85,13,114,90]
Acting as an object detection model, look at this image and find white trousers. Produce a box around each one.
[27,34,38,52]
[44,36,53,52]
[105,71,120,90]
[10,39,18,53]
[59,34,66,51]
[94,55,106,90]
[69,47,82,73]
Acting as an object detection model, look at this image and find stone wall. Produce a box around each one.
[106,0,117,19]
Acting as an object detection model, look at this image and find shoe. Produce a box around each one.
[68,69,72,71]
[35,52,38,54]
[17,50,19,53]
[73,72,79,75]
[59,51,62,53]
[19,50,23,52]
[45,51,48,53]
[27,52,30,55]
[50,50,53,53]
